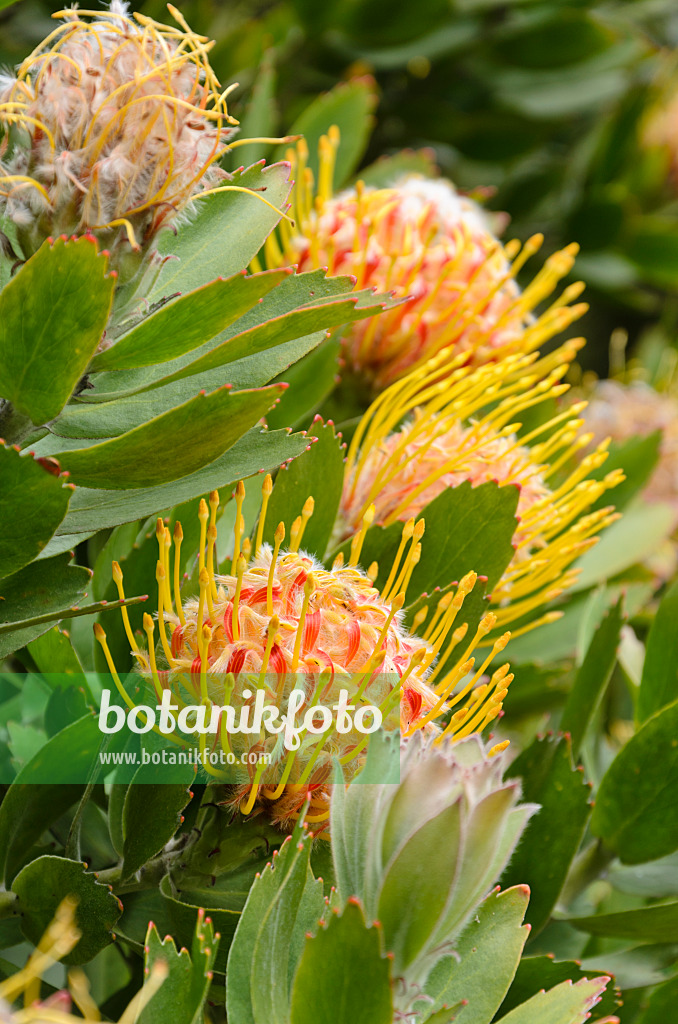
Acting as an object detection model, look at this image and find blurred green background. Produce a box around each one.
[4,0,678,375]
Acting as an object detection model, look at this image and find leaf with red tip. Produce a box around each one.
[56,385,285,489]
[135,916,219,1024]
[498,956,621,1022]
[289,900,393,1024]
[501,734,591,935]
[149,161,293,298]
[494,976,613,1024]
[0,236,114,424]
[227,829,324,1024]
[424,886,530,1024]
[0,553,91,658]
[12,854,121,964]
[91,269,290,372]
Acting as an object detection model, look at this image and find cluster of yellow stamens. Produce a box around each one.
[95,476,513,833]
[256,130,587,390]
[0,2,292,268]
[338,342,623,640]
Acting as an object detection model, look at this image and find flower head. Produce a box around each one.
[339,342,623,638]
[0,3,260,274]
[584,379,678,515]
[262,131,587,390]
[96,478,514,834]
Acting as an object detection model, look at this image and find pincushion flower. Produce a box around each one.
[337,342,623,638]
[257,130,587,390]
[96,480,514,834]
[0,2,286,277]
[583,377,678,577]
[584,379,678,518]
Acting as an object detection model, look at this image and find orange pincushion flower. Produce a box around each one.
[261,131,587,391]
[96,479,513,834]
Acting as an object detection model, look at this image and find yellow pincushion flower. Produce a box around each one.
[96,481,513,834]
[258,130,587,390]
[338,342,623,639]
[0,2,286,273]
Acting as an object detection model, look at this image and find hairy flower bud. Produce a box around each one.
[0,2,237,276]
[330,731,537,984]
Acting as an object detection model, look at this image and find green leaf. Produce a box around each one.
[50,336,326,442]
[403,478,518,594]
[501,735,591,934]
[567,901,678,943]
[591,700,678,864]
[638,578,678,723]
[55,427,309,535]
[423,886,530,1024]
[136,914,219,1024]
[571,501,675,592]
[44,685,90,736]
[331,481,518,601]
[495,976,612,1024]
[27,626,85,674]
[275,78,377,188]
[0,554,91,659]
[635,974,678,1024]
[561,597,623,757]
[150,162,292,299]
[491,11,613,70]
[264,335,341,431]
[55,385,283,489]
[0,237,114,424]
[226,830,324,1024]
[261,419,345,559]
[12,855,121,964]
[587,431,662,514]
[0,443,72,580]
[83,268,357,402]
[498,957,620,1022]
[0,714,101,883]
[121,765,195,879]
[377,801,465,971]
[91,270,289,372]
[628,218,678,288]
[144,289,398,391]
[289,900,393,1024]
